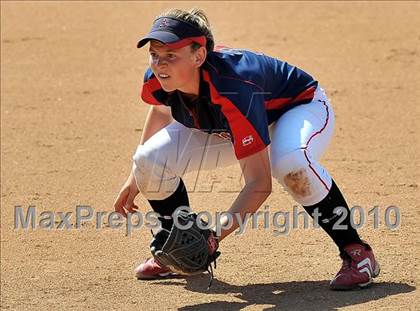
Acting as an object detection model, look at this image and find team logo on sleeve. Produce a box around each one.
[242,135,254,146]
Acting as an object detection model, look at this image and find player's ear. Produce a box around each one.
[193,46,207,68]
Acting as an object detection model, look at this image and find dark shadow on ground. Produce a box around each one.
[150,275,415,311]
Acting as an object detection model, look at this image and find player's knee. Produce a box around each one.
[283,168,312,197]
[133,145,156,176]
[132,145,179,200]
[132,146,159,192]
[271,149,312,198]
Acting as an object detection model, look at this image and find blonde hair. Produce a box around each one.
[156,8,214,52]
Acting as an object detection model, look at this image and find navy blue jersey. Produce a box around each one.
[141,46,318,159]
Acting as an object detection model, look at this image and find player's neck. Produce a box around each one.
[177,68,201,100]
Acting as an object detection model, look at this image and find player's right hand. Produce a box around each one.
[113,171,140,218]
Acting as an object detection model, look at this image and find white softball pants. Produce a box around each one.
[132,86,335,206]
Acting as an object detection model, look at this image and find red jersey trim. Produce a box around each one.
[141,76,162,105]
[202,70,267,160]
[264,86,316,110]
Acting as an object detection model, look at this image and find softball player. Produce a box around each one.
[113,8,380,290]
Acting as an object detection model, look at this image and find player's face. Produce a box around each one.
[148,40,199,93]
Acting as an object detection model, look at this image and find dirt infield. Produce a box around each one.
[1,1,419,310]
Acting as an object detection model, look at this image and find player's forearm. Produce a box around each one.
[139,106,173,145]
[217,178,272,241]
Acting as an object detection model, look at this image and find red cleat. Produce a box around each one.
[330,242,380,290]
[135,257,174,280]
